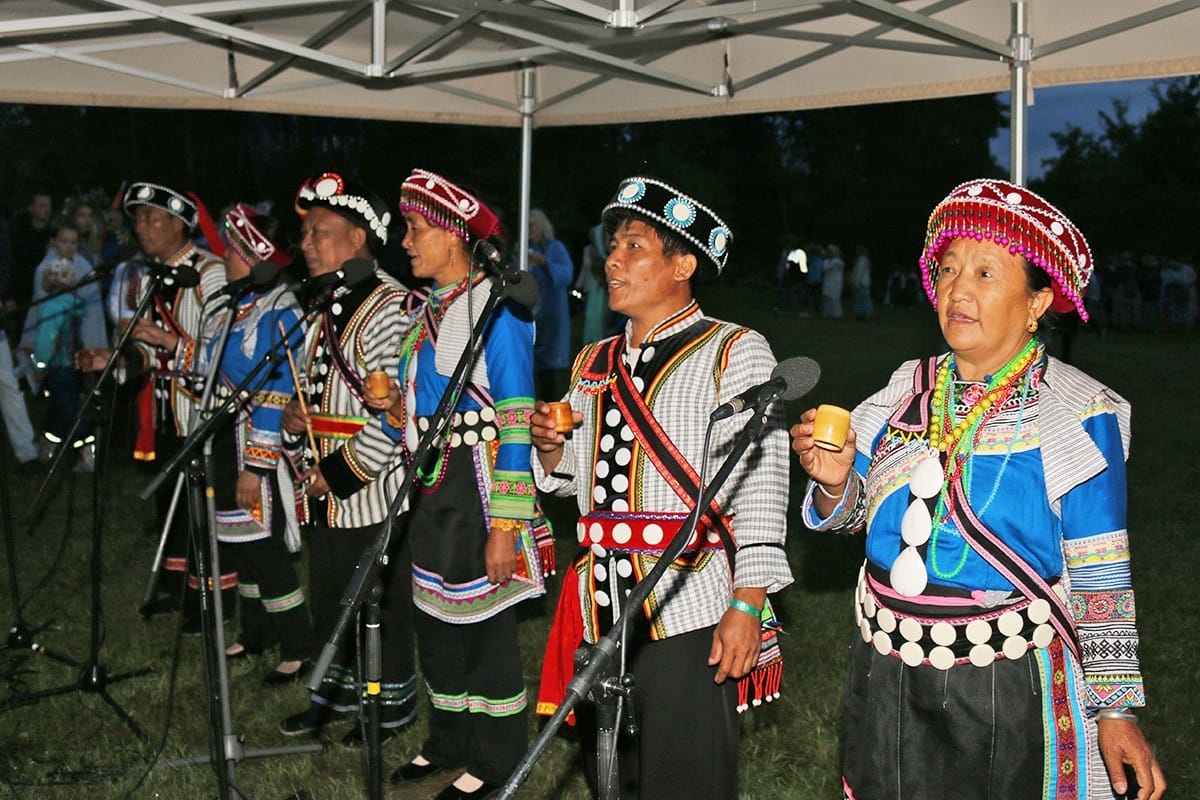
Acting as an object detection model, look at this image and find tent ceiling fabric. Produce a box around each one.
[0,0,1198,127]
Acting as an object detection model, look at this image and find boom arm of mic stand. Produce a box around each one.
[138,299,314,501]
[307,279,507,692]
[499,409,769,799]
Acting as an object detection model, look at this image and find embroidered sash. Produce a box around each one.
[593,328,737,566]
[320,311,366,403]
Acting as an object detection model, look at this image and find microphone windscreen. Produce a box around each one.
[173,264,202,288]
[340,258,375,287]
[773,356,821,401]
[250,260,281,286]
[505,276,541,308]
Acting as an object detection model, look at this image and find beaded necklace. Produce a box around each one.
[400,277,477,490]
[926,339,1041,578]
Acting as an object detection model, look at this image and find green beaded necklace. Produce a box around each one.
[927,339,1040,579]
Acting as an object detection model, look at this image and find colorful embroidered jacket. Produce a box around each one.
[282,269,411,529]
[804,353,1144,710]
[202,282,304,544]
[533,302,793,642]
[130,242,227,437]
[379,274,552,622]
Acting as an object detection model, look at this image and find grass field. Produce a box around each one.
[1,288,1196,799]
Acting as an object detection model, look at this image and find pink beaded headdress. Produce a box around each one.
[398,168,500,243]
[920,178,1093,320]
[223,204,292,268]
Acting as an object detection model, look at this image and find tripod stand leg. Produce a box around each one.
[140,472,185,616]
[78,661,151,742]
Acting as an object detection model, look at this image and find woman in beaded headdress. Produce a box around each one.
[791,179,1164,799]
[364,168,553,799]
[202,204,315,686]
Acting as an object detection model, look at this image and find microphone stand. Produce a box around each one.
[308,271,516,800]
[135,288,333,792]
[0,393,79,670]
[499,407,770,800]
[1,271,165,733]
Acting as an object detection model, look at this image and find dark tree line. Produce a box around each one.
[1035,76,1200,262]
[2,78,1194,276]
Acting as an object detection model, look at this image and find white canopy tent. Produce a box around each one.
[2,0,1198,256]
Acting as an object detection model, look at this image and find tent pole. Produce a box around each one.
[369,0,386,77]
[518,65,536,270]
[1009,0,1031,185]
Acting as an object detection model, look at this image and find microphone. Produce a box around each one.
[305,257,376,303]
[475,241,540,308]
[144,259,201,289]
[710,356,821,421]
[207,261,281,301]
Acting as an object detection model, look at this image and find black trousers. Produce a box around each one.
[579,624,739,800]
[415,608,529,786]
[222,532,314,662]
[307,520,418,727]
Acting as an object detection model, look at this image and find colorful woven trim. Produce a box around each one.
[489,468,537,519]
[920,178,1093,320]
[426,686,528,718]
[308,413,368,440]
[603,176,732,279]
[736,598,784,714]
[398,167,500,243]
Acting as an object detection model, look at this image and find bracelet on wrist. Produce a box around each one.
[728,598,761,620]
[815,478,848,500]
[1095,708,1138,723]
[385,410,404,428]
[490,518,525,538]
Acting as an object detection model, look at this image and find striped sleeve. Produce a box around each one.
[714,330,793,594]
[321,288,409,497]
[485,301,537,521]
[1061,394,1144,709]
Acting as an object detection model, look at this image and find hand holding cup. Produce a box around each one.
[812,404,851,451]
[365,369,391,399]
[546,401,575,438]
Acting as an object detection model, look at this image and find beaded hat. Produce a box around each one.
[920,178,1093,320]
[397,168,500,243]
[223,204,292,268]
[295,172,391,247]
[123,181,199,229]
[602,176,732,280]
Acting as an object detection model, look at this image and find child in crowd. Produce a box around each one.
[33,259,93,469]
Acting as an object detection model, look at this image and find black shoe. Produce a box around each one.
[431,779,501,799]
[390,759,448,784]
[262,660,313,688]
[338,721,405,749]
[279,705,332,737]
[140,595,180,619]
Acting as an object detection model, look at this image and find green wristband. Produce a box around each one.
[729,598,761,619]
